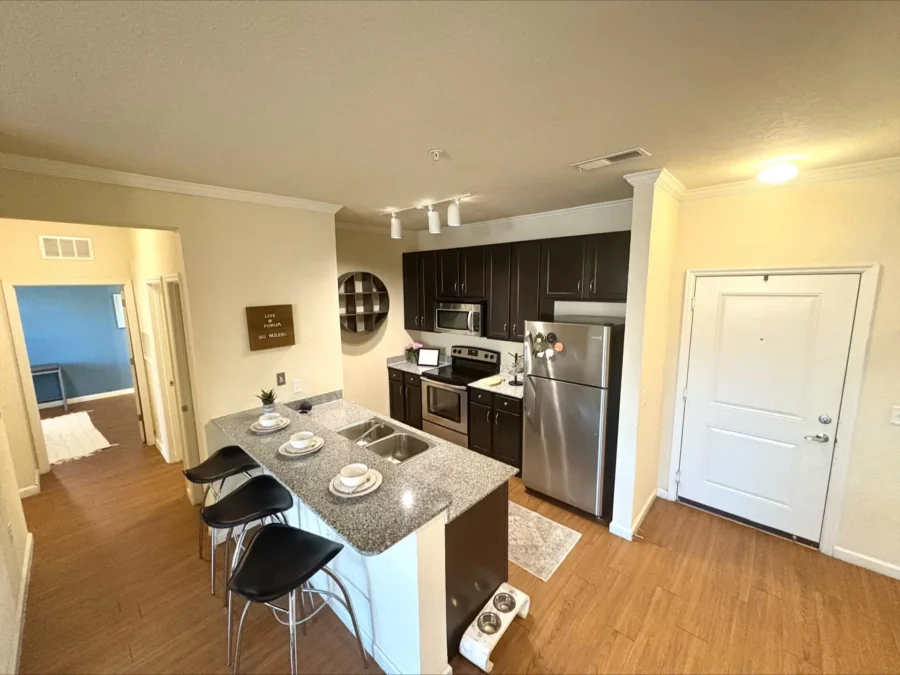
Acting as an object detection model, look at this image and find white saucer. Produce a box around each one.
[250,417,290,434]
[329,469,383,499]
[278,437,324,458]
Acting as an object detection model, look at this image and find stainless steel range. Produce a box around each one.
[421,346,500,446]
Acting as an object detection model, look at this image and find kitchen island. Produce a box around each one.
[210,396,517,675]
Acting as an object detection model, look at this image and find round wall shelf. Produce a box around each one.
[338,272,389,333]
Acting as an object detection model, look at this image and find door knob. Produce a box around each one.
[804,433,830,443]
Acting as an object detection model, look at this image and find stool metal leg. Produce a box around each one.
[288,590,298,675]
[297,582,307,637]
[210,527,216,595]
[198,484,212,559]
[323,568,369,669]
[223,527,233,607]
[232,600,252,675]
[227,526,251,664]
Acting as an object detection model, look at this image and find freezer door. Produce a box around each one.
[524,321,611,388]
[522,375,607,516]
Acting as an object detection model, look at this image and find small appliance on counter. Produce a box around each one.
[522,319,625,520]
[420,346,500,446]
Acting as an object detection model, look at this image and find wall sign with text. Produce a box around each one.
[245,304,295,351]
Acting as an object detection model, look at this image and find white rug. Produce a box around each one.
[508,501,582,582]
[42,411,112,465]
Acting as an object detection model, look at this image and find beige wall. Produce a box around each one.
[0,408,30,674]
[0,219,135,490]
[0,167,343,473]
[336,227,416,414]
[660,171,900,567]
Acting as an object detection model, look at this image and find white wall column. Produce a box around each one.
[610,169,684,540]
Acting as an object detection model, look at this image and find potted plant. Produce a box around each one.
[405,341,424,364]
[256,389,278,414]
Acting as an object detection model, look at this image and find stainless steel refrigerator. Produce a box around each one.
[522,319,624,519]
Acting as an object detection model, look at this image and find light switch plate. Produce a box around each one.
[890,405,900,426]
[276,372,286,386]
[292,379,303,394]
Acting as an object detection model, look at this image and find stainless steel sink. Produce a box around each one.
[335,417,434,464]
[364,434,431,464]
[335,419,395,445]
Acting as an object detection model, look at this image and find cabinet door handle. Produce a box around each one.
[589,279,595,294]
[495,411,500,425]
[454,282,458,292]
[577,279,582,293]
[414,316,419,327]
[421,315,425,327]
[486,409,491,424]
[503,322,508,334]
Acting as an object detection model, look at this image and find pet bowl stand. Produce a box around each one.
[459,582,531,673]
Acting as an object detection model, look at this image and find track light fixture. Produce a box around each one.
[382,193,471,238]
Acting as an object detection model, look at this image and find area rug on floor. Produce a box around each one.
[42,411,112,464]
[508,501,582,582]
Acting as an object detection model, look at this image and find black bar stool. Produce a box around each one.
[183,445,258,593]
[228,523,369,675]
[201,475,294,664]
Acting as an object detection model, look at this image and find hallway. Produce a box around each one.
[20,444,373,674]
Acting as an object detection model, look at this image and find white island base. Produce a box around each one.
[289,497,452,675]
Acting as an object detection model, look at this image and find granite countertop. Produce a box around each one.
[211,399,517,556]
[386,354,448,376]
[469,375,525,400]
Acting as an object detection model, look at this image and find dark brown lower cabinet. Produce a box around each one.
[387,369,422,429]
[467,390,522,469]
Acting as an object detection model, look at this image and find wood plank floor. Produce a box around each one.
[39,393,144,449]
[20,416,900,674]
[451,480,900,675]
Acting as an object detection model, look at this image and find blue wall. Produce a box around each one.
[18,285,133,403]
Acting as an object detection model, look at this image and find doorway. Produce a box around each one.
[670,268,877,549]
[13,283,144,464]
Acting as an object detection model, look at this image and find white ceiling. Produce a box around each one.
[2,1,898,229]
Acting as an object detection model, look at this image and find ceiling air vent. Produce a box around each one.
[39,235,94,260]
[570,147,651,172]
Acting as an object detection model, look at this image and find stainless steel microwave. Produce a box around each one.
[434,302,483,337]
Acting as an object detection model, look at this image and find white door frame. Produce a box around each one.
[666,264,881,556]
[144,278,182,463]
[1,278,154,475]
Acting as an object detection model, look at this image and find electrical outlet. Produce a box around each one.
[890,405,900,426]
[292,379,303,394]
[276,372,286,386]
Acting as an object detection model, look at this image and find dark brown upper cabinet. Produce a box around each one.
[485,244,511,340]
[402,252,420,330]
[583,231,631,301]
[437,249,460,297]
[510,240,541,340]
[402,251,437,330]
[539,236,586,318]
[459,247,485,298]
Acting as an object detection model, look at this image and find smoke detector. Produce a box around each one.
[570,147,651,171]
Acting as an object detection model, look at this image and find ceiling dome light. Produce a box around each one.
[390,213,402,239]
[428,205,441,234]
[447,199,461,227]
[757,162,799,184]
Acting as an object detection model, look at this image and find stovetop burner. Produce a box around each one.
[421,346,501,387]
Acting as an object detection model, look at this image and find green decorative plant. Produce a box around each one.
[256,389,278,412]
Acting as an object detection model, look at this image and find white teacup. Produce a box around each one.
[339,463,368,487]
[258,413,281,428]
[290,431,314,450]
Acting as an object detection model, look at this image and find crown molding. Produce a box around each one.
[0,152,343,214]
[683,156,900,201]
[464,198,633,231]
[623,168,687,200]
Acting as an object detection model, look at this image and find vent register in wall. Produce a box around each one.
[338,271,390,334]
[40,235,94,260]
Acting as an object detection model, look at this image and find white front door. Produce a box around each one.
[678,273,859,543]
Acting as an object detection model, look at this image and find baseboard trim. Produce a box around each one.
[633,490,657,533]
[656,487,672,500]
[610,490,657,542]
[37,387,135,410]
[608,521,633,541]
[833,546,900,581]
[10,533,34,674]
[19,469,41,498]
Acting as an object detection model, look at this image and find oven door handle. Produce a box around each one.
[423,378,467,392]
